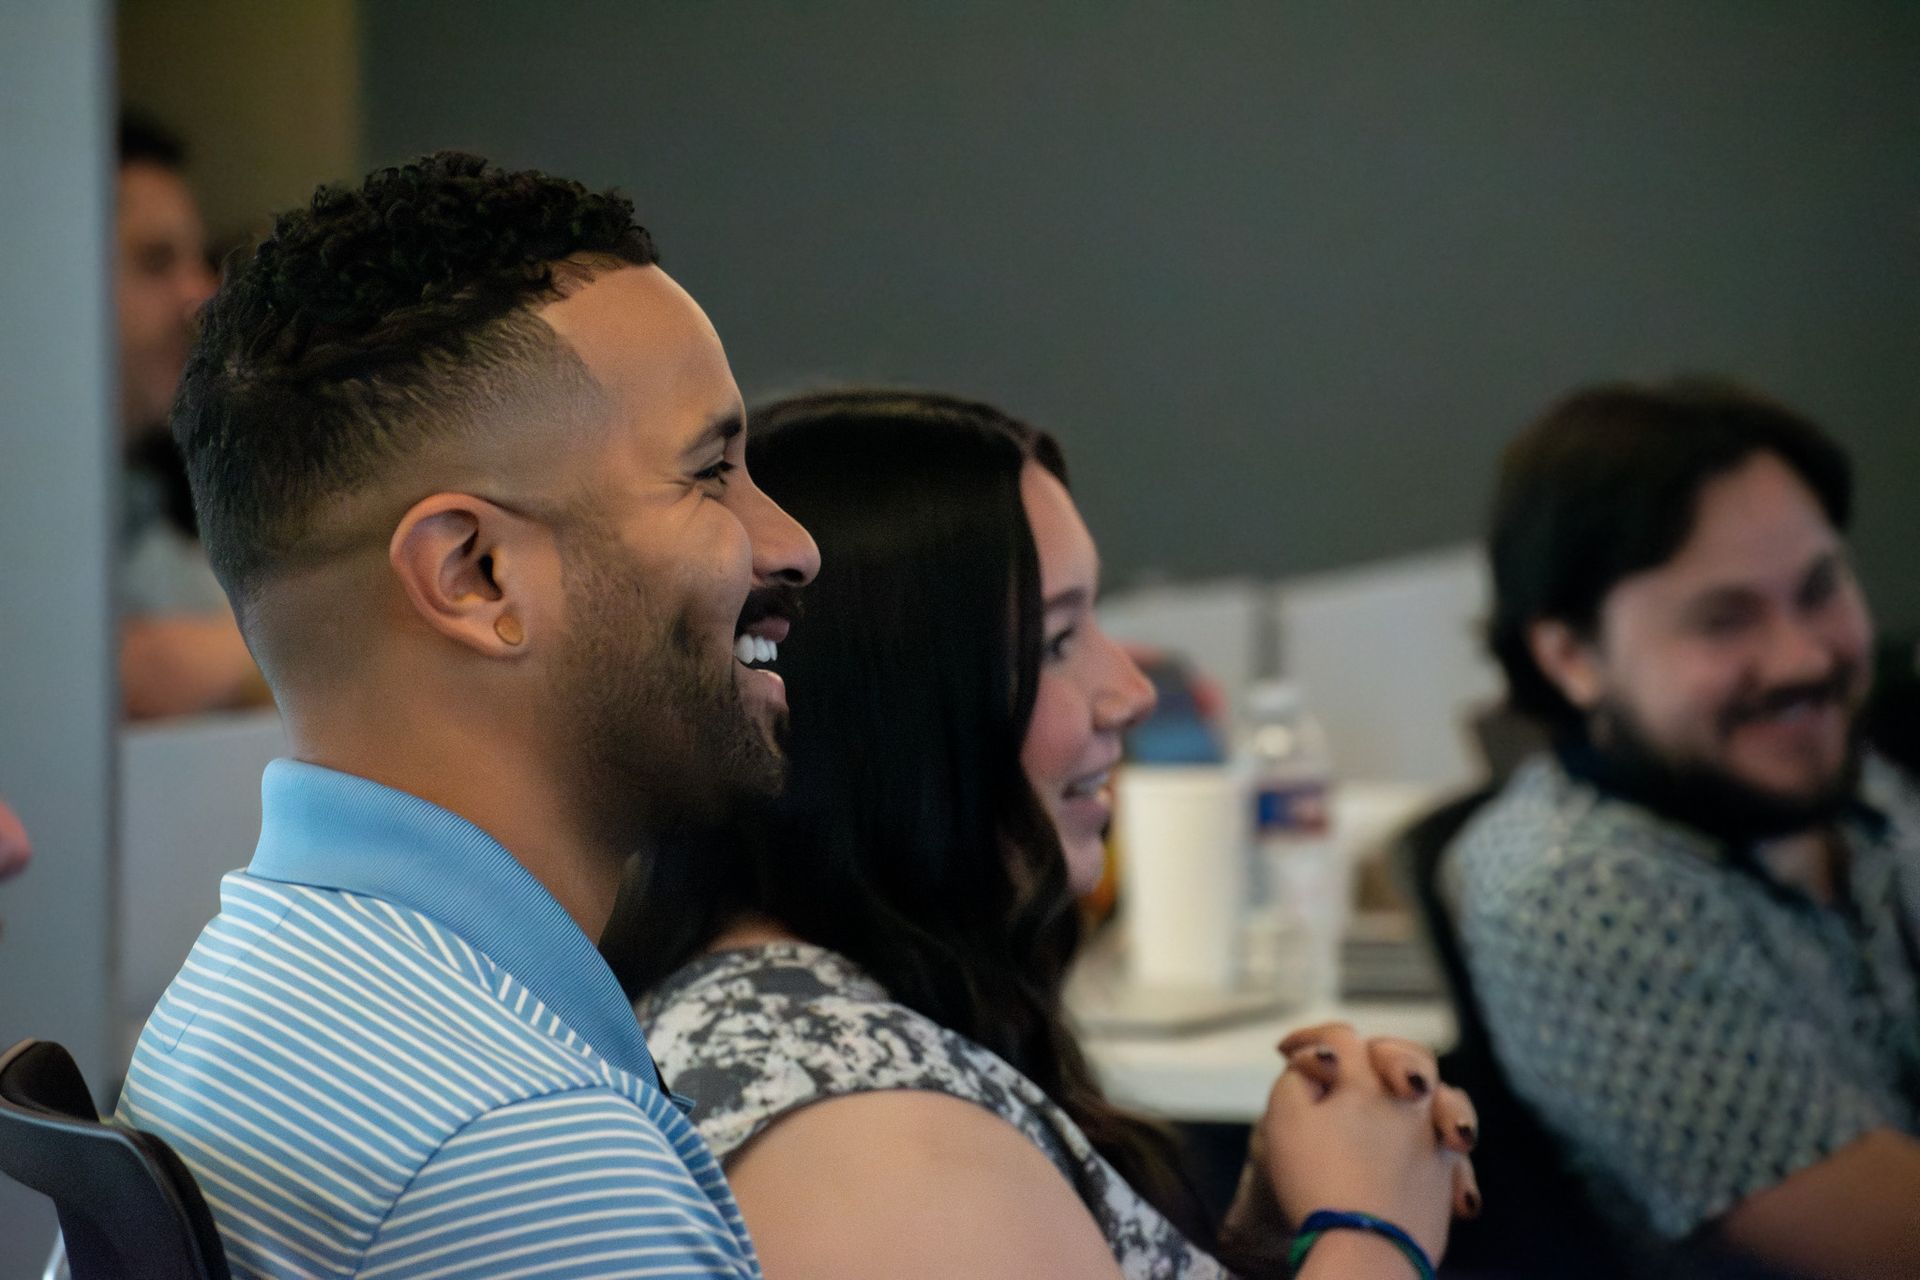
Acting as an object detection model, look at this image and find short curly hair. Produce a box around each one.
[1488,379,1852,733]
[173,151,659,616]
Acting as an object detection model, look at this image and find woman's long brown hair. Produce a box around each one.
[605,388,1214,1247]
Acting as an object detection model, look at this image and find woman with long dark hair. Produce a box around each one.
[608,390,1476,1278]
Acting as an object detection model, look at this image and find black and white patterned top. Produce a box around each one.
[637,942,1232,1280]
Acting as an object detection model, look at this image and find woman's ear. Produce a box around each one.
[1527,618,1604,711]
[390,493,543,659]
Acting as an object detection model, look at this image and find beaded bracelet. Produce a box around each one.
[1286,1210,1437,1280]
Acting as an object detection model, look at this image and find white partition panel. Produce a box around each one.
[0,3,114,1270]
[1271,546,1502,788]
[1098,578,1272,736]
[117,711,289,1025]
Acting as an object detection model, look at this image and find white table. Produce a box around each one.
[1076,779,1458,1124]
[1081,997,1457,1123]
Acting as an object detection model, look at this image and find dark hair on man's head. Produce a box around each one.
[118,109,187,170]
[1489,379,1852,732]
[172,151,658,621]
[606,388,1212,1247]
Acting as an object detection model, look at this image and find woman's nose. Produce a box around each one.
[1093,637,1157,731]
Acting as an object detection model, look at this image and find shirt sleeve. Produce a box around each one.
[662,986,1033,1167]
[359,1087,761,1279]
[1456,838,1894,1240]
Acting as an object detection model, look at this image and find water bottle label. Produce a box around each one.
[1254,782,1330,837]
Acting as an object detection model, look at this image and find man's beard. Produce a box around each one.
[550,534,786,856]
[1582,673,1865,846]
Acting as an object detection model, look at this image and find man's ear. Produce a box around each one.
[390,494,548,659]
[1527,618,1605,712]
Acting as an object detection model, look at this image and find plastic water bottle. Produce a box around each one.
[1241,680,1343,1004]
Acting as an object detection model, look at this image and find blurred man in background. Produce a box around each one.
[1446,381,1920,1277]
[0,798,29,942]
[0,800,27,883]
[116,111,264,719]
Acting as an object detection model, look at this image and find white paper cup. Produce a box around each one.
[1115,764,1248,990]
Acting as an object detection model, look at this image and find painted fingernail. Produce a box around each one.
[1406,1071,1430,1095]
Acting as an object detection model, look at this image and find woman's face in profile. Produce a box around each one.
[1017,463,1156,895]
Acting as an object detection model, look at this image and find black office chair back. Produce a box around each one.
[1396,789,1500,1064]
[1863,633,1920,777]
[1392,791,1645,1279]
[0,1039,229,1280]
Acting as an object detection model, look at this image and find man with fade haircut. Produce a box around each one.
[1445,381,1920,1278]
[118,153,817,1278]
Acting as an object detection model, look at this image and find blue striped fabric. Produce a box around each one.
[115,761,762,1279]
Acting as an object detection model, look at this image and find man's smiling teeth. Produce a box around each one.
[1063,769,1111,799]
[1743,694,1833,726]
[734,635,779,665]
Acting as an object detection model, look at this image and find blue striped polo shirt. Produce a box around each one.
[116,760,763,1279]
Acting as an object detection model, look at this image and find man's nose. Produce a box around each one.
[748,485,820,587]
[180,259,217,314]
[1759,613,1836,687]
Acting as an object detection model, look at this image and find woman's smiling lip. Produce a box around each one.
[1058,788,1114,846]
[1061,753,1123,800]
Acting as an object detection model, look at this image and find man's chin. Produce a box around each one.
[740,722,789,800]
[1727,761,1853,810]
[1590,705,1863,843]
[1666,755,1858,843]
[701,710,789,811]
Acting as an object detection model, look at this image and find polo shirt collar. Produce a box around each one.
[246,758,659,1089]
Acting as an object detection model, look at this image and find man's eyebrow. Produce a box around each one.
[1800,549,1843,578]
[1686,549,1845,609]
[681,410,744,458]
[1683,584,1760,613]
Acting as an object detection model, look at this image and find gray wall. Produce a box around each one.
[0,2,117,1271]
[365,2,1920,624]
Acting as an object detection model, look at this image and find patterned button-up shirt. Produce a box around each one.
[1443,753,1920,1241]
